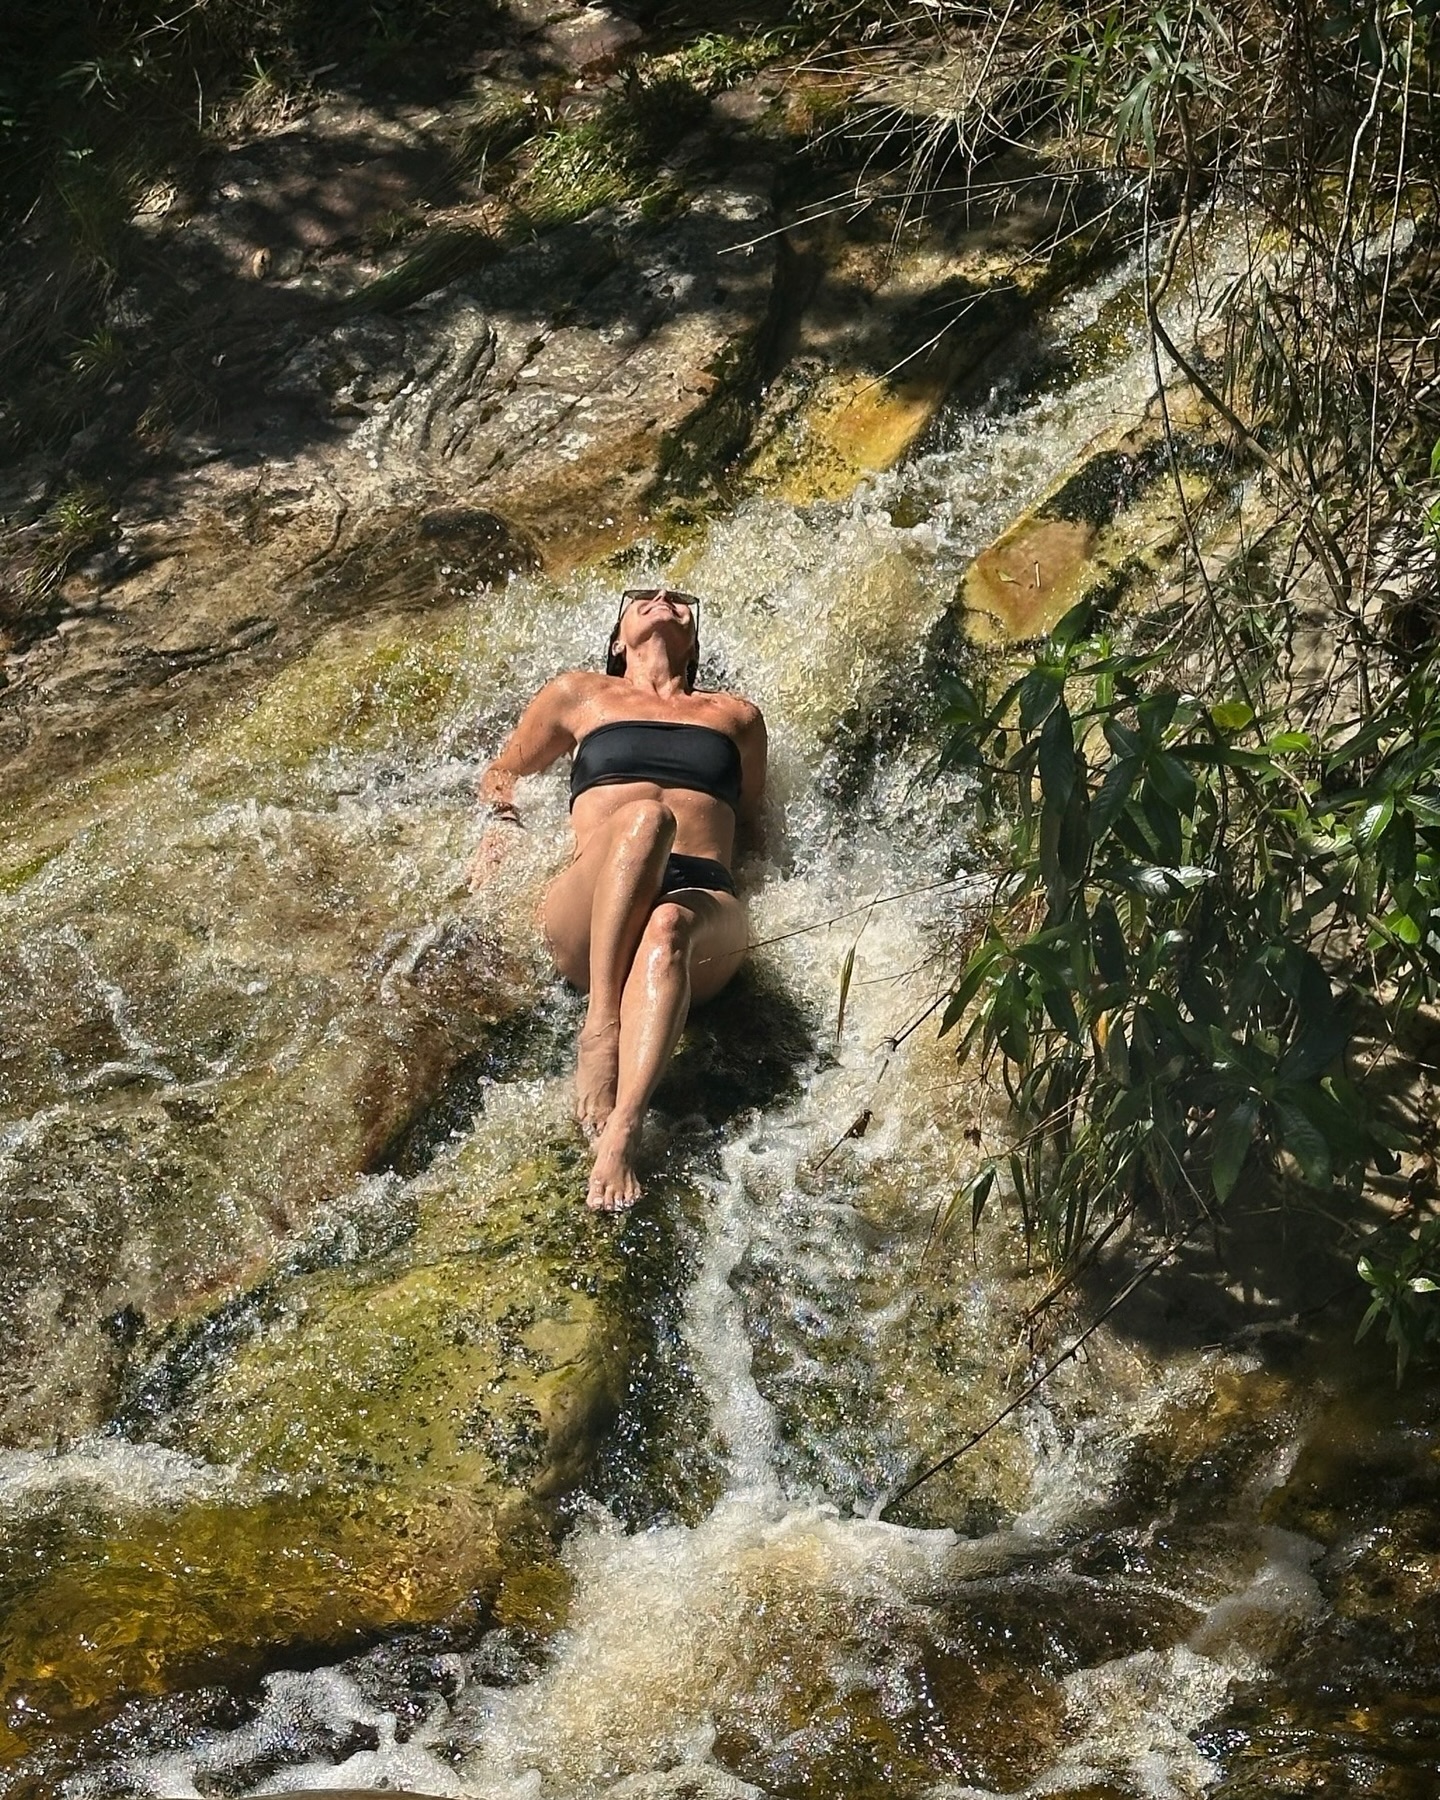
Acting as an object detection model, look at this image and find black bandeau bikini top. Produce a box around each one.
[570,719,743,811]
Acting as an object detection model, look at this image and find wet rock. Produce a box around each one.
[0,23,1127,807]
[0,174,779,807]
[959,394,1213,642]
[740,187,1116,505]
[965,517,1100,640]
[706,1577,1079,1798]
[1191,1371,1440,1797]
[0,605,542,1447]
[609,1771,768,1800]
[0,1133,641,1753]
[543,6,644,73]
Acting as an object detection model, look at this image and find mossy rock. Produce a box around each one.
[0,1136,641,1757]
[960,399,1222,643]
[0,587,537,1445]
[166,1145,629,1497]
[0,1487,505,1756]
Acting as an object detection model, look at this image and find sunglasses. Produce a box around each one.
[619,587,701,612]
[607,587,701,687]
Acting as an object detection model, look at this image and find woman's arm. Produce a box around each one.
[733,700,769,860]
[469,674,586,888]
[480,674,584,800]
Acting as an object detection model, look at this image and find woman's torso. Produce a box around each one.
[567,683,748,865]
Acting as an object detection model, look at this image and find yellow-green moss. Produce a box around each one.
[0,1487,506,1749]
[0,1141,638,1753]
[196,611,477,778]
[746,371,945,503]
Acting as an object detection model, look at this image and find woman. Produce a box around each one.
[469,587,767,1211]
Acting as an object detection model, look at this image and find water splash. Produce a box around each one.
[25,220,1325,1800]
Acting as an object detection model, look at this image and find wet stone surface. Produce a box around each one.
[4,11,1440,1796]
[1198,1376,1440,1798]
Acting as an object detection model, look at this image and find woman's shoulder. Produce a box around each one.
[696,688,763,730]
[708,692,765,745]
[535,669,611,717]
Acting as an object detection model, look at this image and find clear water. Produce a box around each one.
[0,228,1384,1800]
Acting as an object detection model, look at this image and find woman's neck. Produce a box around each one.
[620,638,689,697]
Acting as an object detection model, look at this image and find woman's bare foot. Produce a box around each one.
[586,1116,642,1211]
[574,1017,620,1139]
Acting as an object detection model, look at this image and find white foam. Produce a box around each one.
[0,1437,236,1516]
[67,216,1301,1800]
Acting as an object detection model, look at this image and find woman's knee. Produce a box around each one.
[612,798,676,854]
[640,901,694,963]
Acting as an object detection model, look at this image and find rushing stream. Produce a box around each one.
[3,232,1438,1800]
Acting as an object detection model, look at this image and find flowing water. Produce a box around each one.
[3,233,1437,1800]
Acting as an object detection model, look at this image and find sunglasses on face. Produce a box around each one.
[620,588,701,613]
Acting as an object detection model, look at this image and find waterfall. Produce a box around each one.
[5,228,1350,1800]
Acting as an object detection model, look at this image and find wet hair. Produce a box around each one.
[606,591,700,693]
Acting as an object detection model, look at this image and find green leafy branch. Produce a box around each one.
[937,600,1440,1367]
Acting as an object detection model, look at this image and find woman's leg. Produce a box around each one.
[587,888,750,1211]
[542,800,676,1134]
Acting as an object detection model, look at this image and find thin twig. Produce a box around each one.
[875,1233,1188,1516]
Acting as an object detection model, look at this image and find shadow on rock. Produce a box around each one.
[657,957,817,1128]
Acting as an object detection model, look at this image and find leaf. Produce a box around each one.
[995,972,1032,1065]
[1148,750,1199,816]
[1058,785,1091,885]
[1038,799,1064,914]
[1009,1149,1029,1212]
[1210,700,1255,732]
[939,677,986,730]
[1180,970,1225,1028]
[1326,713,1393,768]
[1273,1098,1333,1188]
[834,933,858,1048]
[1211,1095,1259,1202]
[1265,730,1314,754]
[1091,898,1129,985]
[1041,982,1082,1042]
[1384,910,1423,945]
[1049,600,1093,650]
[1352,795,1395,849]
[1141,784,1183,867]
[1355,1293,1385,1343]
[1038,702,1078,810]
[1279,1008,1350,1083]
[1136,689,1181,739]
[1293,1077,1383,1166]
[1113,863,1212,897]
[1091,754,1141,841]
[969,1166,996,1233]
[1108,1082,1154,1130]
[1384,806,1417,887]
[1105,1015,1131,1084]
[1019,668,1062,733]
[1175,742,1282,775]
[1103,716,1143,761]
[939,942,1005,1036]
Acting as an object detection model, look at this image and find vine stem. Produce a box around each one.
[874,1231,1189,1517]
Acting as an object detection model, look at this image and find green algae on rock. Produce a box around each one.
[0,585,545,1450]
[0,1127,644,1756]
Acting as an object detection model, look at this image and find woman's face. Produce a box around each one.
[614,588,698,661]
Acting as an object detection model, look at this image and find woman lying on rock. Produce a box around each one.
[469,587,767,1211]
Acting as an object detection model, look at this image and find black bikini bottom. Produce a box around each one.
[659,853,736,897]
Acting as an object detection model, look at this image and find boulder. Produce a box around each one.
[0,1132,640,1755]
